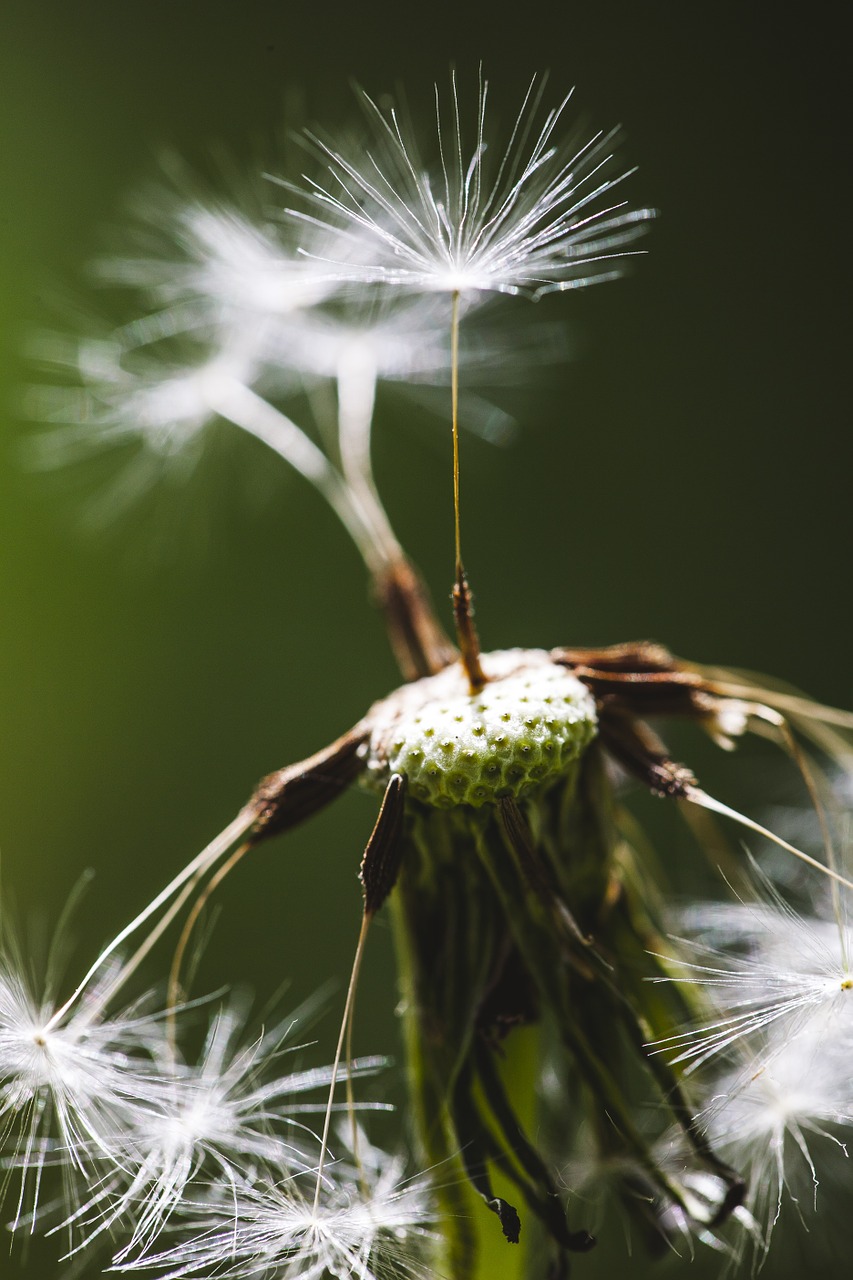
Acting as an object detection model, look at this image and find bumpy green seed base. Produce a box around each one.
[363,648,597,808]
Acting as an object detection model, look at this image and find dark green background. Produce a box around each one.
[1,3,851,1276]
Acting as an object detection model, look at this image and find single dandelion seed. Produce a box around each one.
[286,70,655,689]
[0,939,170,1239]
[651,871,853,1073]
[29,189,460,675]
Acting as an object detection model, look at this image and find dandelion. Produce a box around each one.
[17,69,853,1279]
[199,641,853,1275]
[286,72,655,691]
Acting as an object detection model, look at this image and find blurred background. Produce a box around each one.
[1,2,851,1276]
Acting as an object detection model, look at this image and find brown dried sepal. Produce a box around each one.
[248,724,369,844]
[553,641,681,674]
[359,772,407,916]
[373,557,456,682]
[553,643,715,717]
[598,712,697,799]
[453,565,487,694]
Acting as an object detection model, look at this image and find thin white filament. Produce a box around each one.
[335,346,402,567]
[685,788,853,894]
[44,808,255,1032]
[312,913,371,1214]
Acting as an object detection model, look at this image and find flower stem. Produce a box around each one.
[450,289,486,693]
[451,290,462,580]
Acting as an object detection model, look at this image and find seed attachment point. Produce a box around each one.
[453,565,487,694]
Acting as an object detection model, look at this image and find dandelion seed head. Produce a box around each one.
[288,71,654,301]
[96,168,341,348]
[165,205,335,320]
[654,872,853,1255]
[0,946,176,1239]
[363,648,597,808]
[29,330,263,478]
[2,964,153,1121]
[4,1022,74,1119]
[115,1137,437,1280]
[652,878,853,1073]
